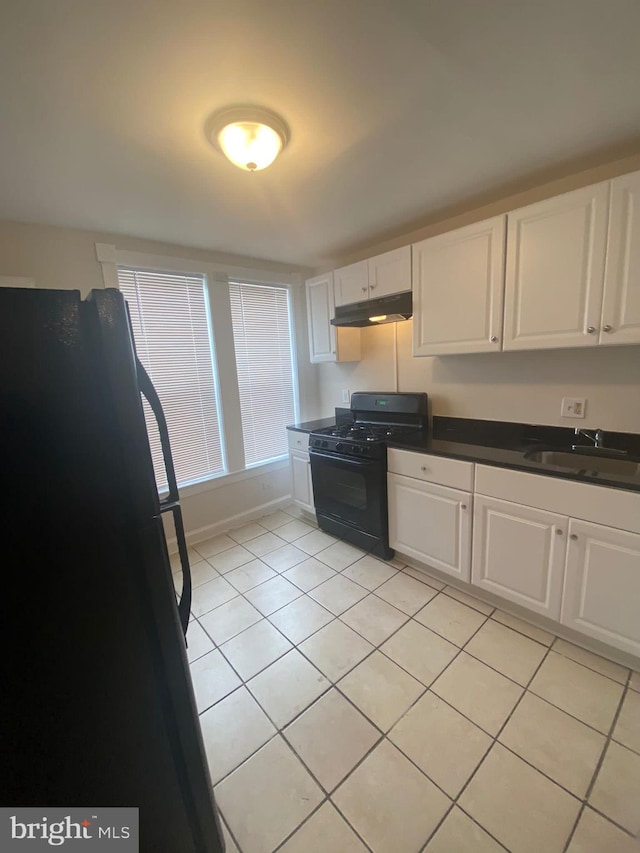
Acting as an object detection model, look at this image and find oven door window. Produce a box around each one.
[310,453,385,536]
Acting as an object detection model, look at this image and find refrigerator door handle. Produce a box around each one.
[136,359,192,637]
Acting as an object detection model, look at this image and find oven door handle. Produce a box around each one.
[309,449,379,469]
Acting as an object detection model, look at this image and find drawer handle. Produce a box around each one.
[570,533,578,541]
[555,528,563,536]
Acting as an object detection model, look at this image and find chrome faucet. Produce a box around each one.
[573,427,604,449]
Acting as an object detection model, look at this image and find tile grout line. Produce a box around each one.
[191,513,638,850]
[194,576,632,746]
[418,640,556,851]
[203,563,472,847]
[561,671,635,852]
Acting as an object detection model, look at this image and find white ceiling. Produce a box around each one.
[1,0,640,267]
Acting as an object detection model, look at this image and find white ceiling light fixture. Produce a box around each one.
[206,106,290,172]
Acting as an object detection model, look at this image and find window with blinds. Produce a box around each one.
[118,268,225,489]
[229,281,297,466]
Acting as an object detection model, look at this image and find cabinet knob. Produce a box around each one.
[602,324,613,333]
[586,326,597,334]
[556,528,563,535]
[296,439,301,445]
[361,286,367,293]
[420,465,427,472]
[490,335,498,343]
[570,533,578,541]
[461,503,467,510]
[370,284,376,290]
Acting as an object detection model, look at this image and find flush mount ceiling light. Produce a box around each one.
[206,106,290,172]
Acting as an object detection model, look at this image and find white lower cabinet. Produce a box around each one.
[561,519,640,657]
[388,473,472,582]
[387,453,640,659]
[471,495,567,620]
[288,431,314,513]
[290,449,314,513]
[387,449,474,582]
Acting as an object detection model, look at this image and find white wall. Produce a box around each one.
[316,153,640,434]
[0,219,320,538]
[319,321,640,432]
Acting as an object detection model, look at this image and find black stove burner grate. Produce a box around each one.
[320,422,424,444]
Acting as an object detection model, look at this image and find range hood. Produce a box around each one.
[331,290,412,328]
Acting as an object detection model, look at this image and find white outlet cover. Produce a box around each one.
[561,397,586,418]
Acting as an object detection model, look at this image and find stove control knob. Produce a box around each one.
[322,440,328,448]
[335,442,344,452]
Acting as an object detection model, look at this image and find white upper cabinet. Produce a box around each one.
[334,260,368,307]
[305,272,361,364]
[367,246,412,299]
[413,216,506,356]
[306,272,336,362]
[503,182,610,350]
[334,247,411,307]
[601,170,640,346]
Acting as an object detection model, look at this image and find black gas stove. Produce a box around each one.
[310,423,423,459]
[309,392,429,559]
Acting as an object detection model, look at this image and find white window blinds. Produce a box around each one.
[229,281,297,466]
[118,268,224,489]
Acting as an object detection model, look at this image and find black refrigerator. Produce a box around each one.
[1,287,225,851]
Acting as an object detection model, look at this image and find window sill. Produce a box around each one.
[159,456,290,501]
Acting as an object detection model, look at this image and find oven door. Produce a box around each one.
[309,449,386,537]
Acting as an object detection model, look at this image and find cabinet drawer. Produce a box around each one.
[387,448,474,491]
[287,430,309,452]
[475,464,640,534]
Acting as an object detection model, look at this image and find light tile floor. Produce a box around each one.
[174,506,640,853]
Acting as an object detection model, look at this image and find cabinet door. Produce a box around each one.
[472,496,567,619]
[290,450,314,513]
[413,216,506,356]
[368,246,411,299]
[305,273,336,363]
[600,170,640,346]
[561,519,640,657]
[503,182,609,350]
[388,473,471,581]
[334,260,368,307]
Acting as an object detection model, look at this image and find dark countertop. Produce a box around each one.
[389,434,640,493]
[288,414,640,493]
[287,416,336,433]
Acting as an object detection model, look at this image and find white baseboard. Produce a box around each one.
[166,494,293,553]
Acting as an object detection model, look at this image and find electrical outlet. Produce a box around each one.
[341,389,350,404]
[561,397,586,418]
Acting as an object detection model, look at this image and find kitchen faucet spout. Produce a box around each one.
[573,427,604,449]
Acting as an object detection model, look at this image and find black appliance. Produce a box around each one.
[309,391,428,560]
[1,288,225,852]
[330,290,412,327]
